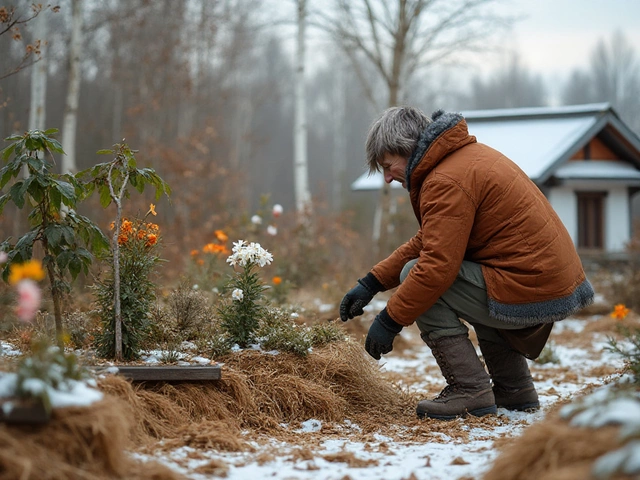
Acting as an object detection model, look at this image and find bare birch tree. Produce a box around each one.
[314,0,511,257]
[294,0,311,215]
[28,8,48,132]
[61,0,83,175]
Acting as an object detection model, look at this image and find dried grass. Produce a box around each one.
[483,413,624,480]
[0,396,183,480]
[99,339,414,451]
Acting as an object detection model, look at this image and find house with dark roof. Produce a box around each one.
[351,103,640,255]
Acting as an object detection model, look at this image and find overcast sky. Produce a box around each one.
[498,0,640,76]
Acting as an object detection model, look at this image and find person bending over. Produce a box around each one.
[340,106,594,420]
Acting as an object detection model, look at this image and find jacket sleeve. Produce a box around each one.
[385,176,476,326]
[370,229,423,290]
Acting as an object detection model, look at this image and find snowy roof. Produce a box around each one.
[352,103,640,191]
[555,161,640,180]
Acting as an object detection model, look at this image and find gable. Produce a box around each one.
[569,136,618,161]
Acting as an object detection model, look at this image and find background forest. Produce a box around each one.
[1,0,639,289]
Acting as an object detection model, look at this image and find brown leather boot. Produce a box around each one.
[417,334,497,420]
[478,337,540,411]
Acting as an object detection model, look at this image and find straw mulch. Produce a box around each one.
[0,395,184,480]
[99,339,415,451]
[482,412,626,480]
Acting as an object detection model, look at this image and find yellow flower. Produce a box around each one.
[272,276,282,286]
[8,259,46,285]
[610,304,630,320]
[148,204,157,216]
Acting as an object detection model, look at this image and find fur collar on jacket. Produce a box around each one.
[405,110,464,192]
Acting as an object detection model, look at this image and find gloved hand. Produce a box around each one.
[365,308,403,360]
[339,273,383,322]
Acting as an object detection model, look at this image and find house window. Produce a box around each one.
[577,192,606,249]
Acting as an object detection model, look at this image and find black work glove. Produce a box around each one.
[365,308,403,360]
[339,273,384,322]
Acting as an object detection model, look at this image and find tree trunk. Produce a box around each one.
[332,54,346,212]
[293,0,311,215]
[61,0,83,175]
[375,81,400,259]
[28,13,48,132]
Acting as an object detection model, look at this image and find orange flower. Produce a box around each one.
[148,203,157,216]
[197,259,205,266]
[118,234,129,245]
[610,304,630,320]
[146,223,159,232]
[109,221,115,230]
[203,243,229,255]
[137,229,147,240]
[203,243,217,254]
[121,220,133,234]
[214,230,228,242]
[272,276,282,286]
[145,234,158,247]
[190,249,200,257]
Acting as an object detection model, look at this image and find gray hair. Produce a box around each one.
[365,106,431,174]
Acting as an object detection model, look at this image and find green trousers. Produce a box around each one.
[400,259,522,344]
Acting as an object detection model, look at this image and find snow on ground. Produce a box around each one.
[0,305,627,479]
[136,313,626,480]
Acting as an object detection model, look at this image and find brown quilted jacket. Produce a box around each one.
[371,111,594,327]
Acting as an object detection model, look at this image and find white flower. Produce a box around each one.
[226,240,273,268]
[232,288,244,301]
[251,215,262,225]
[0,251,7,264]
[272,204,283,218]
[192,284,199,290]
[267,225,277,236]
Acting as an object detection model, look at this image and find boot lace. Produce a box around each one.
[435,383,459,399]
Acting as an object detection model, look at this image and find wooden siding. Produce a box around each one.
[116,365,222,382]
[570,136,618,161]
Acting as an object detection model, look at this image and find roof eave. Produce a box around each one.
[536,114,611,185]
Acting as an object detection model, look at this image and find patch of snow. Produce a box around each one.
[191,356,211,365]
[552,318,587,334]
[0,342,21,357]
[0,372,103,408]
[0,372,18,397]
[297,419,322,433]
[593,440,640,479]
[180,341,197,351]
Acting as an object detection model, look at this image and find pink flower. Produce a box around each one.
[15,279,41,322]
[272,204,283,218]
